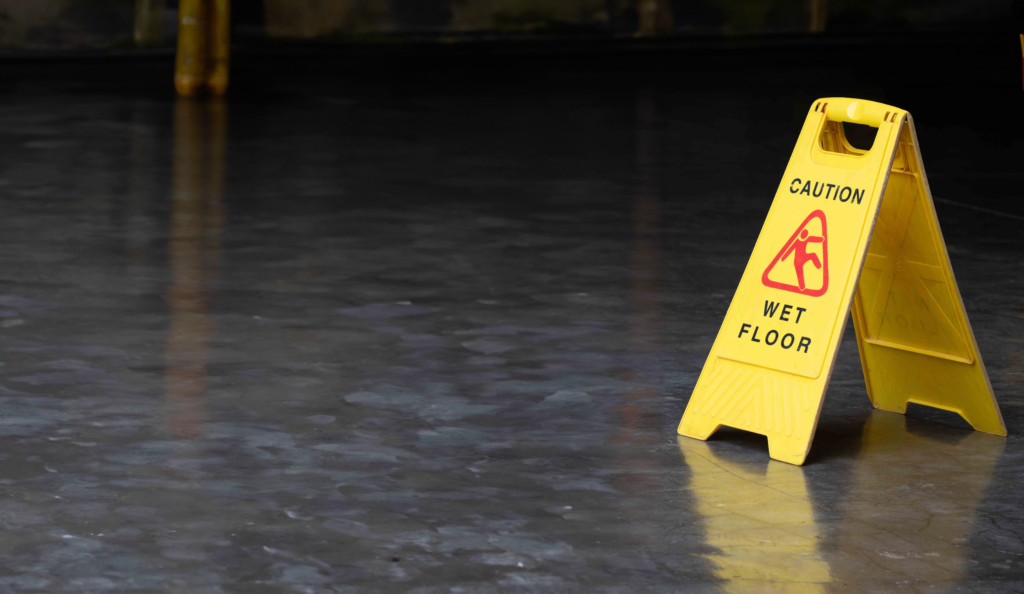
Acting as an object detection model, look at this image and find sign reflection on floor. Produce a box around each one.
[679,436,831,592]
[679,410,1004,591]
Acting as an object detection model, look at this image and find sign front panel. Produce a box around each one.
[678,99,902,465]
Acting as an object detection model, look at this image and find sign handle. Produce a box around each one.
[823,98,891,128]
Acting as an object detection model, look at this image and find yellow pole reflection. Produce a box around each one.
[627,88,662,361]
[165,97,225,438]
[614,88,663,452]
[678,436,831,592]
[609,88,664,549]
[827,411,1003,588]
[617,87,662,443]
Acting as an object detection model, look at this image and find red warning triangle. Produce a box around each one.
[762,210,829,297]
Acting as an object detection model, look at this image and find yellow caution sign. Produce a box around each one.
[677,97,1005,465]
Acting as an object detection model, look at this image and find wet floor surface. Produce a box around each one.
[0,50,1022,592]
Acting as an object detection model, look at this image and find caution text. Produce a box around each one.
[790,178,864,205]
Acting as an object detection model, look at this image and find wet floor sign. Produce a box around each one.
[677,98,1006,465]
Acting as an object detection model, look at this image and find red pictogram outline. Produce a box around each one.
[762,210,829,297]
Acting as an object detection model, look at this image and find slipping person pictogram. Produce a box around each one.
[762,210,829,297]
[786,229,824,291]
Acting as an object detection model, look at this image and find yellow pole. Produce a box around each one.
[134,0,165,47]
[207,0,231,95]
[636,0,673,35]
[175,0,208,96]
[809,0,827,33]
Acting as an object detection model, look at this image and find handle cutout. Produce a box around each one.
[819,119,877,155]
[843,122,877,151]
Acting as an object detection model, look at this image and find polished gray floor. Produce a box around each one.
[0,55,1021,592]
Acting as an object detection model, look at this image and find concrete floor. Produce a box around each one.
[0,40,1021,592]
